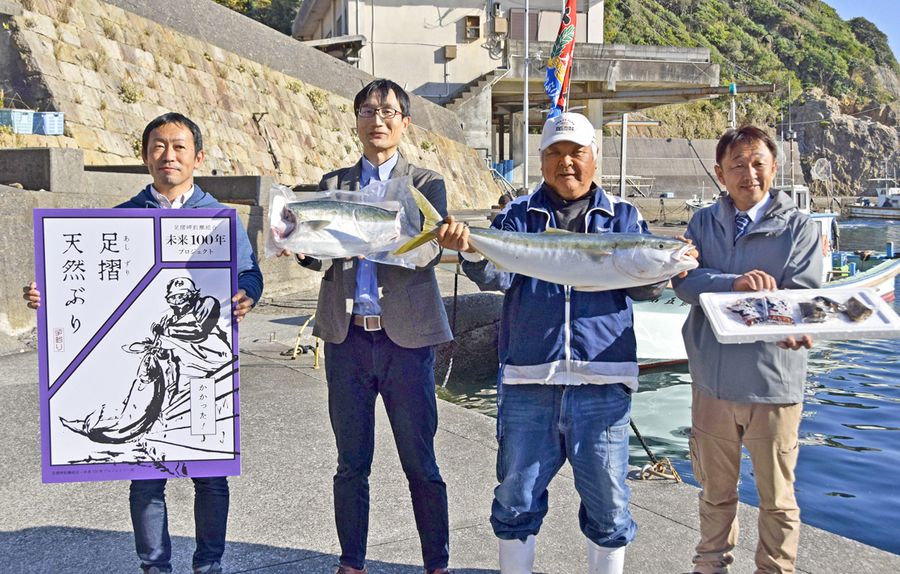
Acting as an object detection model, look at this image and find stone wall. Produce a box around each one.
[0,0,498,209]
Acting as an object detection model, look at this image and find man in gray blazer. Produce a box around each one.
[285,79,453,574]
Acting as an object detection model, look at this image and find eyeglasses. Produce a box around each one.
[357,106,403,120]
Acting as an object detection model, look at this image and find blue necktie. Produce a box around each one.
[734,212,751,244]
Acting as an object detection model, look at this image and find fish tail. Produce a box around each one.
[394,187,442,255]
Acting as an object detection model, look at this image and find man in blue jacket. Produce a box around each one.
[673,125,821,574]
[24,112,263,574]
[437,113,669,574]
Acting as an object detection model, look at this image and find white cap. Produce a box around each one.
[538,113,596,151]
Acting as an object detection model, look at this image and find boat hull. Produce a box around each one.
[845,206,900,220]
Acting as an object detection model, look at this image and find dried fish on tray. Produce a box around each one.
[700,288,899,344]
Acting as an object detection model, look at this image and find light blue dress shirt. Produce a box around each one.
[353,153,399,316]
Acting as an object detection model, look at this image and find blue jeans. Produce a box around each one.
[129,477,229,572]
[325,324,449,570]
[491,383,637,548]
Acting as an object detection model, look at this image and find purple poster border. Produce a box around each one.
[34,208,240,483]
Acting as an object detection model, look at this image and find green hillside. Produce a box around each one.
[604,0,899,137]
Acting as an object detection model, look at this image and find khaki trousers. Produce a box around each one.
[689,388,803,574]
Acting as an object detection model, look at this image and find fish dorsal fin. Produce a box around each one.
[543,228,572,234]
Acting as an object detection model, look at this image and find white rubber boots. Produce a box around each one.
[498,536,624,574]
[498,536,535,573]
[587,540,625,574]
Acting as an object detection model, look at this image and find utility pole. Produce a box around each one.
[522,0,529,192]
[619,113,628,198]
[788,83,795,187]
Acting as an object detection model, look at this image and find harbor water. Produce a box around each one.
[438,219,900,554]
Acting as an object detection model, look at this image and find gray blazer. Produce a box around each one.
[304,153,453,349]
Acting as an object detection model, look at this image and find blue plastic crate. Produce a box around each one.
[33,112,65,135]
[0,109,34,134]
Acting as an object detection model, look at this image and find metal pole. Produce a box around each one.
[728,82,737,129]
[779,110,784,187]
[498,114,505,160]
[788,84,795,187]
[619,113,628,198]
[730,96,736,129]
[522,0,529,191]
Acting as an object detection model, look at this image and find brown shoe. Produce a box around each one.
[335,566,368,574]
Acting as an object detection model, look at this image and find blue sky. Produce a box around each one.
[824,0,899,61]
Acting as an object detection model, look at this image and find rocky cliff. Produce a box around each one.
[792,89,899,196]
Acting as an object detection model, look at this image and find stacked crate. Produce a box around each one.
[0,110,65,135]
[0,109,34,134]
[33,112,65,135]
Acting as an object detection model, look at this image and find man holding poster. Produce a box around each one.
[24,112,263,574]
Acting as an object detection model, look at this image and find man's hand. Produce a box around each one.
[232,289,254,322]
[675,235,698,278]
[277,248,304,261]
[23,282,41,310]
[733,269,777,292]
[777,334,814,351]
[436,216,476,253]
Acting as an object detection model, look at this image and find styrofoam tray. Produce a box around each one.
[699,287,900,344]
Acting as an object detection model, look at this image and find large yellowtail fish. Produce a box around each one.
[397,190,698,291]
[271,194,405,258]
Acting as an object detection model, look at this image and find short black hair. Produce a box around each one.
[716,125,778,165]
[353,79,410,118]
[141,112,204,156]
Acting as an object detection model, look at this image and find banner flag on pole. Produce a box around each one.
[544,0,577,118]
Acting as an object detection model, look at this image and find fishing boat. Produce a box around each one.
[844,178,900,220]
[684,195,715,212]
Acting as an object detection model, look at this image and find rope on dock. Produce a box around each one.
[630,419,682,483]
[284,313,317,361]
[440,263,461,388]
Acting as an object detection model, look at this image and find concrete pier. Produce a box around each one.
[1,278,898,573]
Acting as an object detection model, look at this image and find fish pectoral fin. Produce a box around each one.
[586,249,614,261]
[298,220,331,232]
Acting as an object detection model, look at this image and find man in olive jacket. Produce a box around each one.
[673,125,822,574]
[286,79,452,574]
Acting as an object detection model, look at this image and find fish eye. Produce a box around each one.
[658,243,665,248]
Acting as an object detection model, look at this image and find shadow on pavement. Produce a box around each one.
[0,526,500,573]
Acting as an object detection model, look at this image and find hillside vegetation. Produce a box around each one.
[212,0,301,34]
[604,0,899,139]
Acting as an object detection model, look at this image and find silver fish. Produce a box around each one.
[397,193,698,291]
[271,196,403,258]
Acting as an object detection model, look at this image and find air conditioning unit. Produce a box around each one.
[444,45,458,60]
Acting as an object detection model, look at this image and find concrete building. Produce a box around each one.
[294,1,721,187]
